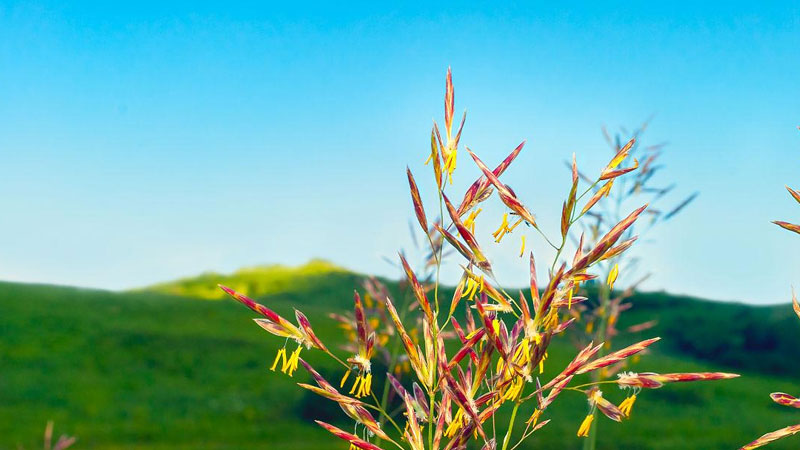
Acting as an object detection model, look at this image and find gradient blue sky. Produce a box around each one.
[1,2,799,303]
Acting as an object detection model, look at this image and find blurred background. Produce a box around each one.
[2,2,800,449]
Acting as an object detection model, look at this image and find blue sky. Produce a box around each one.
[1,2,799,303]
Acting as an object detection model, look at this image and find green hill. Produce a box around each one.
[139,259,354,300]
[2,263,799,449]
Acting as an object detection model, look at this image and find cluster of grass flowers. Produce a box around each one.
[740,183,800,449]
[35,422,75,450]
[219,69,738,450]
[569,122,698,449]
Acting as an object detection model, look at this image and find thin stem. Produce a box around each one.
[532,224,559,250]
[364,396,404,438]
[582,284,610,450]
[501,401,521,450]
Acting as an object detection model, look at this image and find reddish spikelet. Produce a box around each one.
[599,236,638,261]
[444,381,487,441]
[571,153,579,185]
[786,185,800,204]
[403,392,425,450]
[576,338,660,375]
[351,291,374,360]
[443,193,494,275]
[386,372,409,398]
[551,318,576,334]
[297,382,362,405]
[219,284,331,351]
[581,180,614,215]
[572,205,648,271]
[541,375,573,409]
[542,342,603,391]
[444,67,454,137]
[219,284,295,332]
[529,253,541,311]
[774,220,800,235]
[385,295,429,386]
[315,420,387,450]
[793,288,800,321]
[298,359,393,442]
[433,391,450,449]
[589,388,624,422]
[449,274,466,316]
[617,371,739,389]
[407,168,428,233]
[413,382,430,417]
[600,158,639,180]
[771,392,800,408]
[740,424,800,450]
[448,329,486,367]
[519,291,531,325]
[399,254,434,323]
[536,264,566,321]
[457,141,526,216]
[435,223,477,264]
[560,200,570,238]
[600,138,635,178]
[429,127,444,187]
[294,310,327,352]
[552,296,587,309]
[298,358,338,393]
[653,372,740,383]
[451,317,479,364]
[466,147,538,227]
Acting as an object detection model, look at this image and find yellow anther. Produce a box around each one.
[270,347,287,372]
[282,346,302,377]
[577,414,595,437]
[619,394,637,417]
[492,213,510,241]
[349,374,362,396]
[508,217,523,232]
[608,263,619,290]
[363,373,373,395]
[340,369,351,388]
[526,408,542,426]
[461,278,479,300]
[444,148,457,183]
[463,208,482,234]
[519,235,526,257]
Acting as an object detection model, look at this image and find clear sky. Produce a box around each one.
[1,2,799,303]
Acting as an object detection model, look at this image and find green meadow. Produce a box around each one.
[2,261,799,449]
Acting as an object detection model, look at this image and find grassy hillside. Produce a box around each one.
[2,265,800,449]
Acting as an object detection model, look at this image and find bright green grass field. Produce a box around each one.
[2,264,800,449]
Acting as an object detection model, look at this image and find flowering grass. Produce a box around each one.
[570,121,698,450]
[739,182,800,449]
[220,69,737,450]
